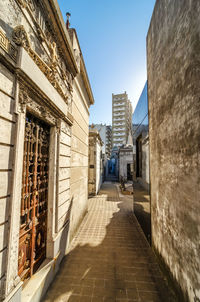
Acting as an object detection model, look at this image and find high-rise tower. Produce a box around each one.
[112,92,132,147]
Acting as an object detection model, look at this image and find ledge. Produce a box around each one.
[21,253,60,302]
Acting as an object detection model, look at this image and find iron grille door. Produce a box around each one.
[18,113,50,281]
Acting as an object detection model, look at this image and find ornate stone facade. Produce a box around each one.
[0,0,94,301]
[12,24,72,105]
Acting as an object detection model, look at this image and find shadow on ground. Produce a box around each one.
[133,181,151,244]
[43,183,177,302]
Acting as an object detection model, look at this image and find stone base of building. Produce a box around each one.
[6,223,70,302]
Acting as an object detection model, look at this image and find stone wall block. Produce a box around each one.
[59,155,70,168]
[59,144,70,157]
[0,119,15,145]
[0,171,12,197]
[59,167,70,181]
[59,178,70,194]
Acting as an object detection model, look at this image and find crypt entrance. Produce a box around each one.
[18,113,50,282]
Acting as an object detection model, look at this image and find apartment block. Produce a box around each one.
[112,92,133,147]
[90,124,112,157]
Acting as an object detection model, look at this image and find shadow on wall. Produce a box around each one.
[42,194,176,302]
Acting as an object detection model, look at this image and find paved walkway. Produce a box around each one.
[43,182,176,302]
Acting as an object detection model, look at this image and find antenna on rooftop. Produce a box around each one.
[66,12,71,30]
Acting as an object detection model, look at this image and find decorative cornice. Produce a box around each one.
[18,81,57,126]
[12,25,72,105]
[14,0,78,77]
[15,0,27,8]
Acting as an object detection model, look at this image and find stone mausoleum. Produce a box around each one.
[118,133,133,181]
[88,129,103,196]
[0,0,94,301]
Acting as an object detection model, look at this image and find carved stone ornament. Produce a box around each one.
[27,0,35,11]
[16,0,27,8]
[0,27,18,62]
[0,28,9,52]
[35,24,45,42]
[56,119,61,134]
[12,25,30,50]
[12,26,71,105]
[18,85,31,113]
[49,41,58,64]
[16,0,35,10]
[18,83,56,125]
[74,48,81,71]
[29,101,56,125]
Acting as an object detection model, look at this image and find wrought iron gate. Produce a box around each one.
[18,113,50,281]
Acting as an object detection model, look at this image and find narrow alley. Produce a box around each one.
[43,182,176,302]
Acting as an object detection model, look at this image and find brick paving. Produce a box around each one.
[43,182,176,302]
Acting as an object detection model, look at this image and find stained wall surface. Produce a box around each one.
[147,1,200,301]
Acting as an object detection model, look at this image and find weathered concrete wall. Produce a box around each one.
[147,1,200,301]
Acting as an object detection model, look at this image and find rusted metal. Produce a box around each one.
[18,113,50,281]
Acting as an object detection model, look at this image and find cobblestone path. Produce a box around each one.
[43,182,176,302]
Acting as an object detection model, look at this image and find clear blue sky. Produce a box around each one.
[58,0,156,125]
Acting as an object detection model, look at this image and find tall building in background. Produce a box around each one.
[90,124,112,157]
[112,92,133,147]
[106,125,112,157]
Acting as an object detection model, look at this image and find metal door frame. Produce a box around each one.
[18,112,50,281]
